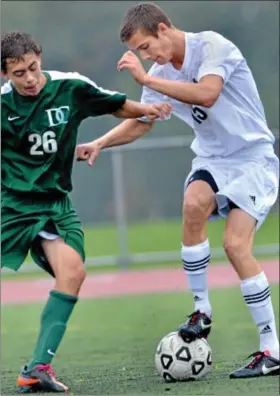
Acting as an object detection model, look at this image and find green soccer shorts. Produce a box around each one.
[1,191,85,276]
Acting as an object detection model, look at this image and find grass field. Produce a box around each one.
[2,214,279,280]
[2,286,279,395]
[83,214,279,256]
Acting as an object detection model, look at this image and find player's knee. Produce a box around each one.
[183,196,208,225]
[56,261,86,291]
[74,264,86,285]
[66,264,86,286]
[223,233,250,261]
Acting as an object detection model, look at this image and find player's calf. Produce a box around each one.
[223,232,261,281]
[225,209,280,362]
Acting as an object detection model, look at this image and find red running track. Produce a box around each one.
[1,260,279,306]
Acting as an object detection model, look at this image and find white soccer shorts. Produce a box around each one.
[184,149,279,230]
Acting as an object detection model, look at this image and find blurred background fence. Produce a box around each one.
[2,1,279,273]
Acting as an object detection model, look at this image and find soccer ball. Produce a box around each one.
[155,331,212,382]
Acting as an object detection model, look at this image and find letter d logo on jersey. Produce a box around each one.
[46,106,70,127]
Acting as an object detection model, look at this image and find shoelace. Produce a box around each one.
[246,351,269,369]
[189,311,200,325]
[36,364,56,377]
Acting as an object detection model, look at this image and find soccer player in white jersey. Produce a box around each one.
[76,3,279,378]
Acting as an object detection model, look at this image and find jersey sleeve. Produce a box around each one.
[71,73,127,117]
[1,83,13,138]
[196,32,244,84]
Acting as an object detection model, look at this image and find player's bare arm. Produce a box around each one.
[113,98,172,120]
[144,74,223,108]
[76,119,153,166]
[117,51,223,108]
[76,97,172,166]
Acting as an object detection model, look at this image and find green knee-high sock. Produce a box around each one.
[27,290,78,370]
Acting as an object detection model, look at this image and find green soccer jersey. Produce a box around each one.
[1,71,127,195]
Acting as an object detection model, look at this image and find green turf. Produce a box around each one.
[83,214,279,256]
[2,286,279,395]
[2,214,279,280]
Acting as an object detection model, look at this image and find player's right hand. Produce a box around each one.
[75,141,101,166]
[144,102,172,120]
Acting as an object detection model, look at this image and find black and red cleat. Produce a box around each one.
[17,364,68,393]
[230,350,280,379]
[178,310,212,342]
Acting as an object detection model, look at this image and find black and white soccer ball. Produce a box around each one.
[155,331,212,382]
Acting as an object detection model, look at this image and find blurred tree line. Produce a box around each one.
[2,1,279,223]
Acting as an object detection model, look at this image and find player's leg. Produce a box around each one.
[18,237,86,393]
[28,237,85,365]
[178,170,218,342]
[215,152,279,378]
[224,208,279,379]
[17,200,86,393]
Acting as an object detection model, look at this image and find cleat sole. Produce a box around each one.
[17,386,32,394]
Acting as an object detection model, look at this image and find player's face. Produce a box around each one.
[126,25,173,65]
[2,52,45,96]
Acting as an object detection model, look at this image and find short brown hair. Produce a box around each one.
[119,3,172,43]
[1,31,42,73]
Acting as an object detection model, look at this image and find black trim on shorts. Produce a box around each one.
[228,201,239,210]
[187,169,219,193]
[187,169,219,215]
[186,169,240,215]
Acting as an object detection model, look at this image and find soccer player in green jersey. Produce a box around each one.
[1,31,171,393]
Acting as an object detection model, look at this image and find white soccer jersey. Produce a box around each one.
[140,31,275,157]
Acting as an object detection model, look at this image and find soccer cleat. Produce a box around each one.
[17,364,68,393]
[178,310,212,342]
[229,350,280,379]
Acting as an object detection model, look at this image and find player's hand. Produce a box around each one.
[75,141,101,166]
[143,102,172,120]
[117,51,147,85]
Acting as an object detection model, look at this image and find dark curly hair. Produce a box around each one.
[119,3,173,43]
[1,31,42,73]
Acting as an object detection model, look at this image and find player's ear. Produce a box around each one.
[158,23,168,35]
[1,71,8,80]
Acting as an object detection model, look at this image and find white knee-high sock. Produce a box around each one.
[241,272,279,359]
[181,239,212,317]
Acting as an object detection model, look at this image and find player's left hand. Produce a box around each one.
[75,141,101,166]
[117,51,147,85]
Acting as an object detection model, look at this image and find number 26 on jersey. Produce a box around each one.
[28,131,58,155]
